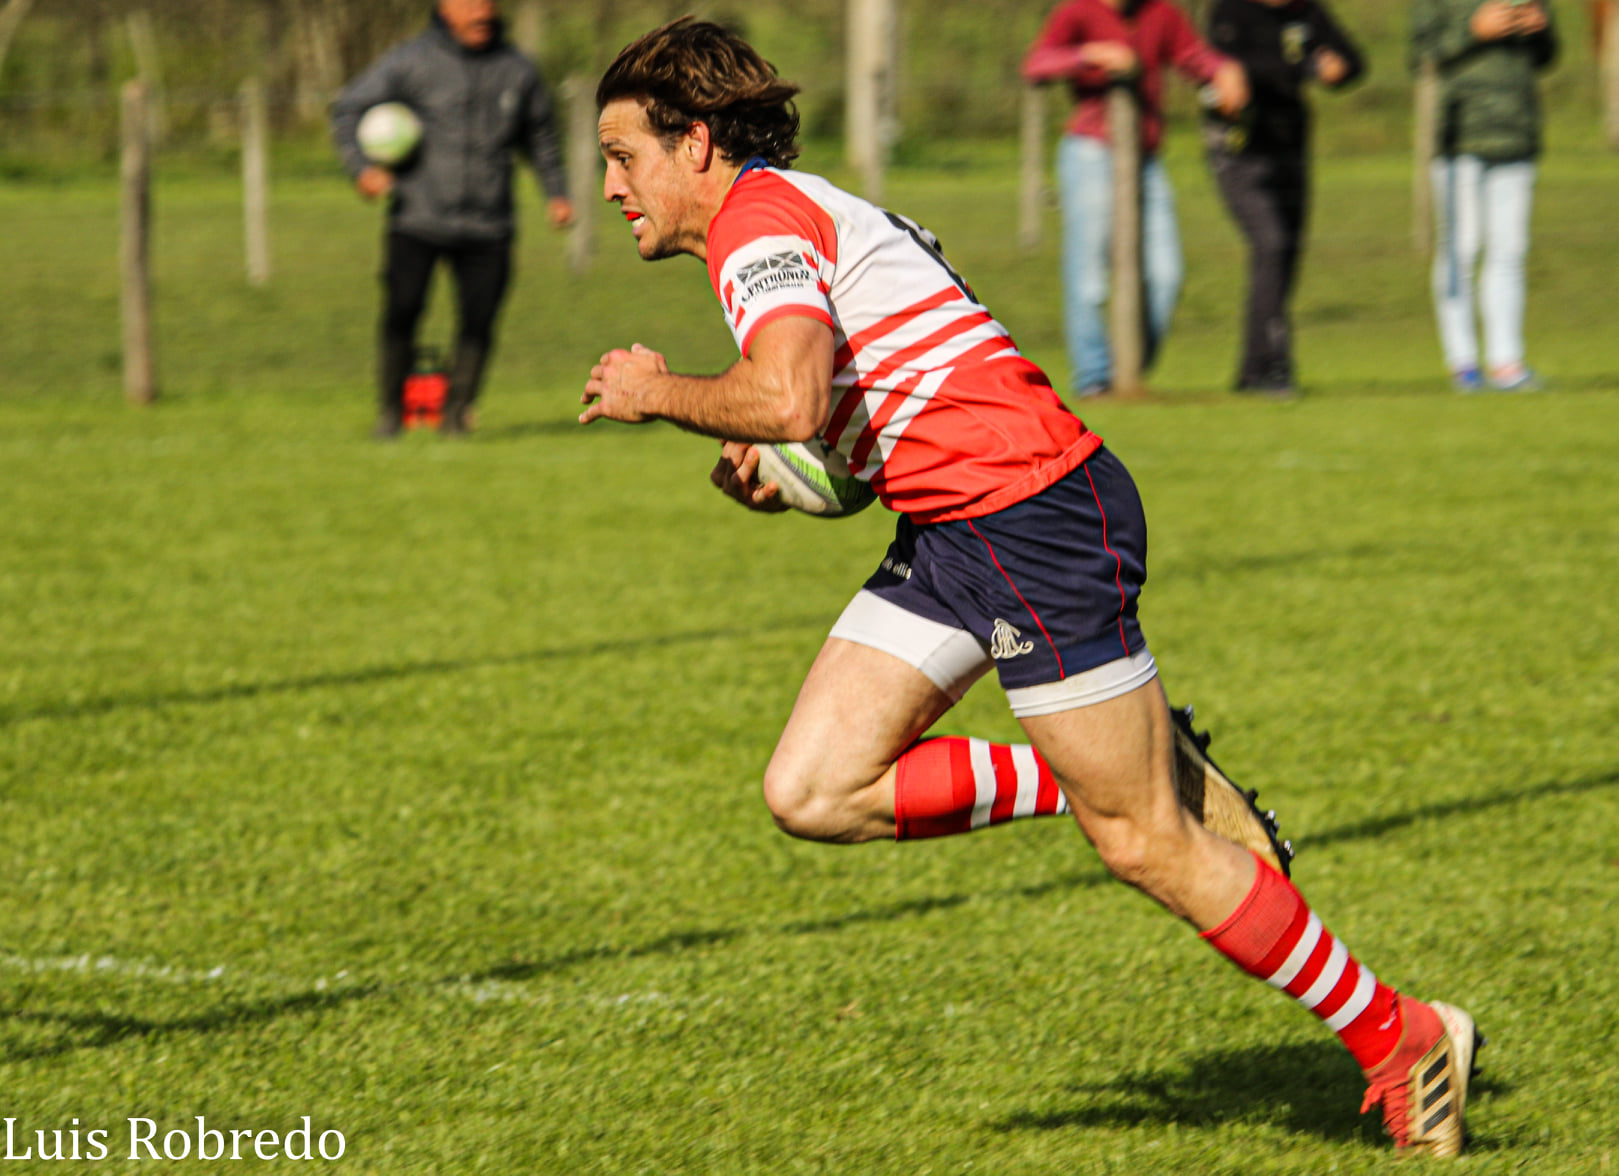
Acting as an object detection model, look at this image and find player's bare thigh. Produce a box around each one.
[762,637,957,844]
[1018,677,1255,928]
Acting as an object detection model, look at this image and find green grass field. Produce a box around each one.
[2,136,1617,1174]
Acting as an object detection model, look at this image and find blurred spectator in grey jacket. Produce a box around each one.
[332,0,573,437]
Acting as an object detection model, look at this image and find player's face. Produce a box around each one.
[598,98,706,262]
[438,0,499,50]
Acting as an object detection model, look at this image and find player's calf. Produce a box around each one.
[892,736,1069,840]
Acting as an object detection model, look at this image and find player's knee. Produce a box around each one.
[761,765,848,842]
[1088,813,1184,893]
[1091,823,1155,888]
[761,764,816,837]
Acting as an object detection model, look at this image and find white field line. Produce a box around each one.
[0,952,235,985]
[0,951,691,1013]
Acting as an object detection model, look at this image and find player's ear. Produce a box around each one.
[683,120,716,171]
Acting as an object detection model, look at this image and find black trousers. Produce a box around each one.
[1208,148,1309,389]
[377,231,512,418]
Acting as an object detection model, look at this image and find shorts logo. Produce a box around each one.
[990,618,1035,660]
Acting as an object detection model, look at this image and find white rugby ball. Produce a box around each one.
[357,102,422,167]
[754,440,878,518]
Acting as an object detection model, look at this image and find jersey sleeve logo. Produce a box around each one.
[715,234,832,348]
[734,250,817,299]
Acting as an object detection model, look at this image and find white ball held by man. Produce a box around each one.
[357,103,422,167]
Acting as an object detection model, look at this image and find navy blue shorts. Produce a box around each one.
[832,448,1153,711]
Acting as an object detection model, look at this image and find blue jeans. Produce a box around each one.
[1430,155,1535,375]
[1057,134,1183,393]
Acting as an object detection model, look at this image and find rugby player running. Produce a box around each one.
[580,17,1478,1157]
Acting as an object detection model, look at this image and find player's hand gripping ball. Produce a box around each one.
[754,440,877,518]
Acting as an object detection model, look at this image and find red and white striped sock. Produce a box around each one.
[1203,853,1406,1072]
[893,736,1069,840]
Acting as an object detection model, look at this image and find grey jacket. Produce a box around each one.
[331,15,568,244]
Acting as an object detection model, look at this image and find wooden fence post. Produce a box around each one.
[846,0,896,201]
[121,81,157,405]
[1604,0,1619,149]
[241,76,271,287]
[1412,56,1438,253]
[1019,86,1045,252]
[514,0,544,61]
[125,10,166,146]
[1106,85,1144,397]
[564,75,597,275]
[291,0,342,123]
[0,0,37,83]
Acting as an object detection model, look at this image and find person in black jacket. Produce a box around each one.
[332,0,573,437]
[1203,0,1363,395]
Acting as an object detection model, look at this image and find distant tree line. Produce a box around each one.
[0,0,1053,155]
[0,0,1600,168]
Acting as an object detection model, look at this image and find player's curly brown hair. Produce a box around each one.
[595,17,801,169]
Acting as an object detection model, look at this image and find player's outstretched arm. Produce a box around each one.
[580,316,834,442]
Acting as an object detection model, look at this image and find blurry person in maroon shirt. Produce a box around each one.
[1024,0,1246,396]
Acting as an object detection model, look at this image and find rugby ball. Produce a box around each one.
[357,102,422,167]
[755,440,877,518]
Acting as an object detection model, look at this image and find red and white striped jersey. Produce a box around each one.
[706,168,1102,522]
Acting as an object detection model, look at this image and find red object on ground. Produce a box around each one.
[403,355,448,429]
